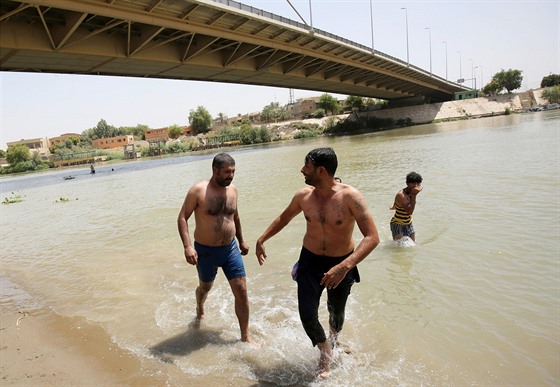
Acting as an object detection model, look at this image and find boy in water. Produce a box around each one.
[390,172,423,241]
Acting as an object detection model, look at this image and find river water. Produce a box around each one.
[1,110,559,386]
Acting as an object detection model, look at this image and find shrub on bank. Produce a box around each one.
[325,115,413,135]
[238,124,272,144]
[293,129,319,139]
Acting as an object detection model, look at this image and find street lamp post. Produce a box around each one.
[370,0,375,54]
[308,0,313,32]
[442,41,448,82]
[469,58,474,88]
[474,65,484,90]
[457,51,462,79]
[401,7,409,66]
[425,27,432,75]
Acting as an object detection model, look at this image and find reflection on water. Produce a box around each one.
[1,110,559,385]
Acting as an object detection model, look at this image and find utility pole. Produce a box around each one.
[401,7,409,66]
[425,27,432,75]
[442,41,448,82]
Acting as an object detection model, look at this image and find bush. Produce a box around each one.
[542,86,560,104]
[312,108,326,118]
[293,129,318,139]
[325,115,414,135]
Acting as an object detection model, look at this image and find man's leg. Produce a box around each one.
[326,276,354,352]
[228,276,256,344]
[196,280,213,319]
[297,269,331,377]
[316,341,333,379]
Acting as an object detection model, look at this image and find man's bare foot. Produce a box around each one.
[195,287,206,319]
[316,342,333,379]
[242,335,261,349]
[196,305,204,320]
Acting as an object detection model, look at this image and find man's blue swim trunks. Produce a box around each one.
[194,239,246,283]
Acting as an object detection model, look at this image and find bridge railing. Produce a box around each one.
[210,0,459,87]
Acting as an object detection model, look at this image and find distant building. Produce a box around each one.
[7,137,51,157]
[454,90,479,100]
[145,126,193,143]
[182,126,194,137]
[49,133,81,147]
[91,135,134,149]
[287,97,321,118]
[227,112,261,125]
[145,127,168,143]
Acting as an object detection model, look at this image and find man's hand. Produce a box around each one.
[184,245,198,265]
[255,240,267,266]
[239,241,250,256]
[320,264,348,289]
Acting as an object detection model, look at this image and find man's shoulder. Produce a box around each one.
[296,186,313,196]
[189,180,209,193]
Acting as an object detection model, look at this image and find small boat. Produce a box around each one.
[63,175,75,180]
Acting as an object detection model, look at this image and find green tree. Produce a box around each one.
[217,112,228,124]
[482,79,502,96]
[6,144,31,165]
[94,119,114,139]
[131,124,149,140]
[167,124,183,139]
[189,106,212,134]
[317,93,340,115]
[541,74,560,88]
[542,86,560,104]
[0,150,6,158]
[345,95,365,113]
[261,102,290,123]
[493,69,523,93]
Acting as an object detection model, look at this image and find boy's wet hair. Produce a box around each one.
[406,171,423,184]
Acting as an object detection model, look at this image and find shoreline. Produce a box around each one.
[0,290,163,386]
[0,277,258,386]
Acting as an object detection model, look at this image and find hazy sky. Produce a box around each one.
[1,0,558,148]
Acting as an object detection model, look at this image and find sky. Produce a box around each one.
[1,0,558,149]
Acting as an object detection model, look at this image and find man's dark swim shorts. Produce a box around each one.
[194,239,246,282]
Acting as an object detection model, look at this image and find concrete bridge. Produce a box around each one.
[0,0,468,102]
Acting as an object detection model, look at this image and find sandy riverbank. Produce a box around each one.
[0,300,161,386]
[0,278,260,386]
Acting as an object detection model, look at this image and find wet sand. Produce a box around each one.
[0,281,259,386]
[0,301,164,386]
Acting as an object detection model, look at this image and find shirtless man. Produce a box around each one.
[390,171,423,241]
[255,147,379,378]
[177,153,255,344]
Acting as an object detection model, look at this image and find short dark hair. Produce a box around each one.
[306,147,338,176]
[212,153,235,169]
[406,171,423,183]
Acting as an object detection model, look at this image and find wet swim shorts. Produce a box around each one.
[194,239,246,282]
[390,222,415,239]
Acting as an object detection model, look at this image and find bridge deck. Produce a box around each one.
[0,0,467,102]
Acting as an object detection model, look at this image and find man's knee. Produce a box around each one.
[198,281,213,293]
[229,276,248,298]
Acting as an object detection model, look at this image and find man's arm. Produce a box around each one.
[233,191,250,255]
[255,191,304,265]
[321,189,380,288]
[177,185,199,265]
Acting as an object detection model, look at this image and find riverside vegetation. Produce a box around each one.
[3,72,560,175]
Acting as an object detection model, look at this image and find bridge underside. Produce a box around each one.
[0,0,465,102]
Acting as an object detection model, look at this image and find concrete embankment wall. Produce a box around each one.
[354,93,524,124]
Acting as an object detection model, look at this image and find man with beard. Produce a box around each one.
[255,147,379,378]
[178,153,256,345]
